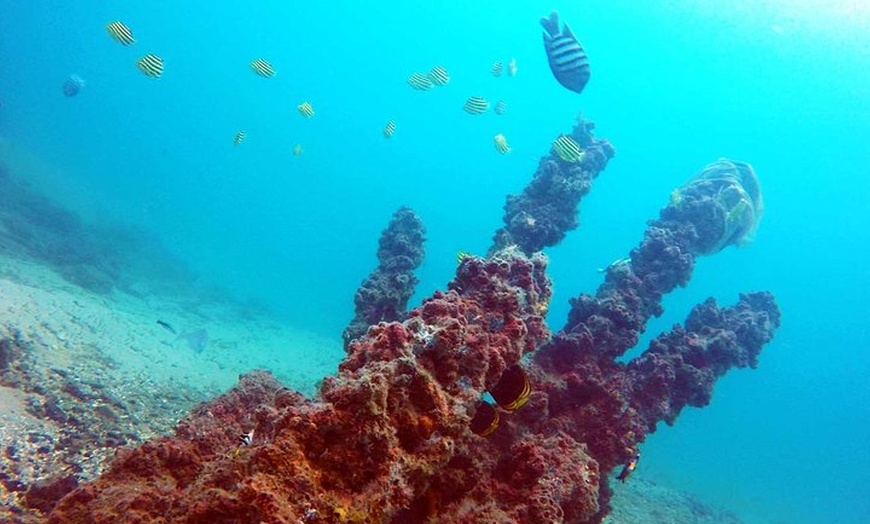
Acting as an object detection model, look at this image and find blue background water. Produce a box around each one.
[1,1,867,522]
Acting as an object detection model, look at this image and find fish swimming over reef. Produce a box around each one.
[383,120,396,138]
[617,452,640,482]
[136,54,164,78]
[552,134,585,163]
[463,96,489,115]
[250,58,275,78]
[297,101,315,118]
[407,72,433,91]
[493,133,511,154]
[233,131,245,145]
[106,21,134,46]
[540,11,590,94]
[491,60,503,77]
[62,75,85,97]
[427,66,449,86]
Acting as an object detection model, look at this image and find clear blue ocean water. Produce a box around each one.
[1,1,868,522]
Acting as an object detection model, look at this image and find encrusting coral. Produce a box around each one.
[47,116,780,523]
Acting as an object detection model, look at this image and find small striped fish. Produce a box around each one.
[407,72,433,91]
[463,96,489,115]
[493,100,507,115]
[494,134,511,154]
[552,135,585,163]
[251,58,275,78]
[383,120,396,138]
[491,61,503,77]
[427,66,450,86]
[540,11,590,94]
[234,131,245,145]
[106,21,134,46]
[136,54,164,78]
[297,101,315,118]
[292,144,304,156]
[507,58,518,77]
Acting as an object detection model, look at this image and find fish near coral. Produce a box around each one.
[541,11,590,93]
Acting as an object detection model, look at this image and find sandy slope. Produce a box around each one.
[0,252,345,519]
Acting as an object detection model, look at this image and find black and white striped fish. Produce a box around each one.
[251,58,275,78]
[463,96,489,115]
[540,11,590,94]
[383,119,396,138]
[136,54,164,78]
[106,21,134,46]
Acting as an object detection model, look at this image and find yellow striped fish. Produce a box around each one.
[106,21,134,46]
[493,100,507,115]
[552,135,585,163]
[494,134,511,154]
[234,131,245,146]
[463,96,489,115]
[491,60,503,77]
[407,72,433,91]
[136,54,164,78]
[427,66,450,86]
[383,120,396,138]
[297,101,315,118]
[292,144,304,156]
[250,58,275,78]
[507,58,518,77]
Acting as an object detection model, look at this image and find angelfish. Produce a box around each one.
[540,11,590,94]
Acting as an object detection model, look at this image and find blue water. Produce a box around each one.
[1,1,868,522]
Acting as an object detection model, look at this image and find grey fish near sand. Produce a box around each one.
[156,320,176,334]
[178,328,209,353]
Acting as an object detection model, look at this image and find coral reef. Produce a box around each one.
[491,117,616,255]
[45,119,780,523]
[343,206,426,350]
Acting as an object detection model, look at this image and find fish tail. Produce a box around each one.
[540,11,560,36]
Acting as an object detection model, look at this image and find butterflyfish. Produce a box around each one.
[250,58,275,78]
[552,135,585,163]
[407,72,433,91]
[106,21,134,46]
[136,54,164,78]
[427,66,450,86]
[297,101,315,118]
[493,134,511,154]
[463,96,489,115]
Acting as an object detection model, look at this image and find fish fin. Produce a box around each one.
[540,11,560,36]
[561,21,577,41]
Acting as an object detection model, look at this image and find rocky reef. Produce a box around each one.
[342,207,426,351]
[46,117,780,523]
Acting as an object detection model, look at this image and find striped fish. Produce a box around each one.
[234,131,245,145]
[407,72,433,91]
[297,101,315,118]
[427,66,450,86]
[507,58,518,77]
[136,54,164,78]
[463,96,489,115]
[251,58,275,78]
[383,120,396,138]
[493,134,511,154]
[106,21,134,46]
[493,100,507,115]
[552,135,585,163]
[292,144,304,156]
[540,11,590,94]
[491,61,503,77]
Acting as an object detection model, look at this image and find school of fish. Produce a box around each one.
[93,12,589,158]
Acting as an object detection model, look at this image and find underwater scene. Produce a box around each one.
[0,0,868,523]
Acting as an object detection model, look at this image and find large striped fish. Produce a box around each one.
[540,11,590,94]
